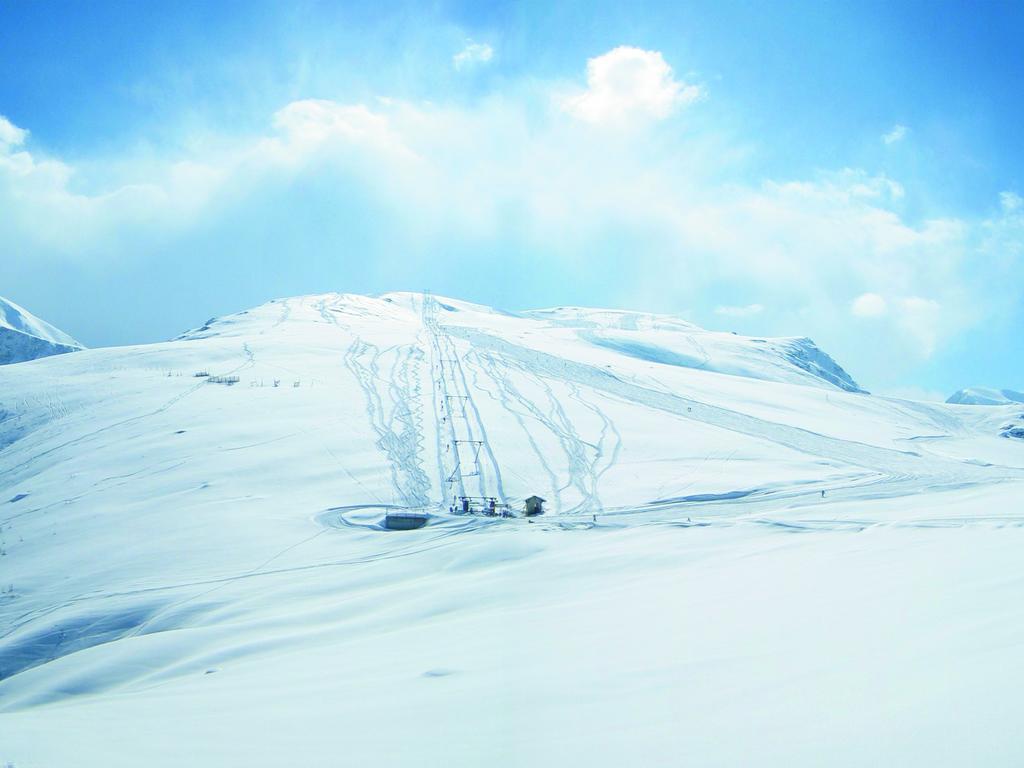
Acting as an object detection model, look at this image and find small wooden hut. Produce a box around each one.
[524,496,546,516]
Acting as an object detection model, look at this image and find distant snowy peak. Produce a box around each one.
[0,296,84,366]
[947,387,1024,406]
[0,296,81,347]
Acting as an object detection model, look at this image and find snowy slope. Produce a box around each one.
[0,296,83,365]
[948,386,1024,406]
[1,292,1023,767]
[526,305,865,392]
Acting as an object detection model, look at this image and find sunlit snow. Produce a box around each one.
[1,292,1022,766]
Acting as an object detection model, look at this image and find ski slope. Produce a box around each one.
[0,296,83,366]
[1,292,1023,767]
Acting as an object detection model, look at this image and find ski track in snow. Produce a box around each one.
[567,382,623,513]
[0,343,256,485]
[470,350,562,509]
[492,357,595,513]
[343,339,431,508]
[446,325,1024,488]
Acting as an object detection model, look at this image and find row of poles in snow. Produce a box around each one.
[422,291,498,514]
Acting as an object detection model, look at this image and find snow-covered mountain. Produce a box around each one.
[523,306,866,393]
[947,386,1024,406]
[2,292,1023,767]
[0,296,83,365]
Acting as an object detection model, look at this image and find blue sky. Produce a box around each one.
[1,0,1022,397]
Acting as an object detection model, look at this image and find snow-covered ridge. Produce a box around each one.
[181,293,863,393]
[460,299,862,392]
[775,337,864,393]
[0,296,83,366]
[947,387,1024,406]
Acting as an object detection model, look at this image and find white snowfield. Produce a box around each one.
[1,292,1023,767]
[0,296,83,366]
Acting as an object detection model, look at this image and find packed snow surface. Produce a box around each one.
[947,386,1024,406]
[0,296,83,366]
[1,292,1023,767]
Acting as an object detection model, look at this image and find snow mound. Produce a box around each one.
[947,387,1024,406]
[0,296,83,366]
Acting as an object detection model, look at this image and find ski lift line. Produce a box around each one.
[424,291,465,502]
[443,348,513,502]
[453,350,511,504]
[423,291,498,501]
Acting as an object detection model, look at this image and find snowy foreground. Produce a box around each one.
[1,293,1023,767]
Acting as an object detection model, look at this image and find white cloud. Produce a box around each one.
[850,294,943,358]
[453,41,493,70]
[714,303,764,317]
[768,168,904,205]
[0,115,28,151]
[1,53,1020,381]
[883,124,908,145]
[269,99,415,160]
[563,46,702,124]
[851,293,887,317]
[896,296,942,357]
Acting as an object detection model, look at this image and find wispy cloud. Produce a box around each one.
[453,41,493,70]
[882,124,908,145]
[1001,190,1022,213]
[896,296,942,357]
[715,304,764,318]
[851,293,887,317]
[851,293,948,356]
[877,385,948,403]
